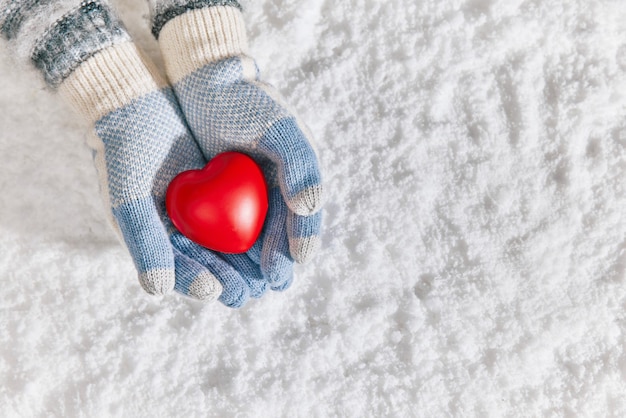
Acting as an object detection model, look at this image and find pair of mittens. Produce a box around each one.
[0,0,323,307]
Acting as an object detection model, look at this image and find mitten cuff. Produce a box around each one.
[59,42,167,123]
[158,5,248,84]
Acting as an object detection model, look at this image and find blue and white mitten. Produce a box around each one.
[0,0,266,306]
[150,1,324,290]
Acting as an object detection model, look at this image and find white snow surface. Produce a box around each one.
[1,0,626,416]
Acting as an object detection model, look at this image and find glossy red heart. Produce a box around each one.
[166,152,268,253]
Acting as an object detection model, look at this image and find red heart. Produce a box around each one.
[166,152,268,253]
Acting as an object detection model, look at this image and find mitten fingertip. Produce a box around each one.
[187,271,223,301]
[288,184,324,217]
[138,269,176,295]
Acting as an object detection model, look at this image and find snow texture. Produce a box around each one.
[1,0,626,416]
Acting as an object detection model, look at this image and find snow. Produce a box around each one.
[1,0,626,416]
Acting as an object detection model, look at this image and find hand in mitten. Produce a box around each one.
[0,0,266,306]
[150,1,324,290]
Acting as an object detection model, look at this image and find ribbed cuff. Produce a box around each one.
[59,42,167,123]
[150,0,241,39]
[158,5,247,84]
[30,1,129,87]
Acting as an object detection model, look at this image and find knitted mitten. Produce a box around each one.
[0,0,266,306]
[150,1,324,289]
